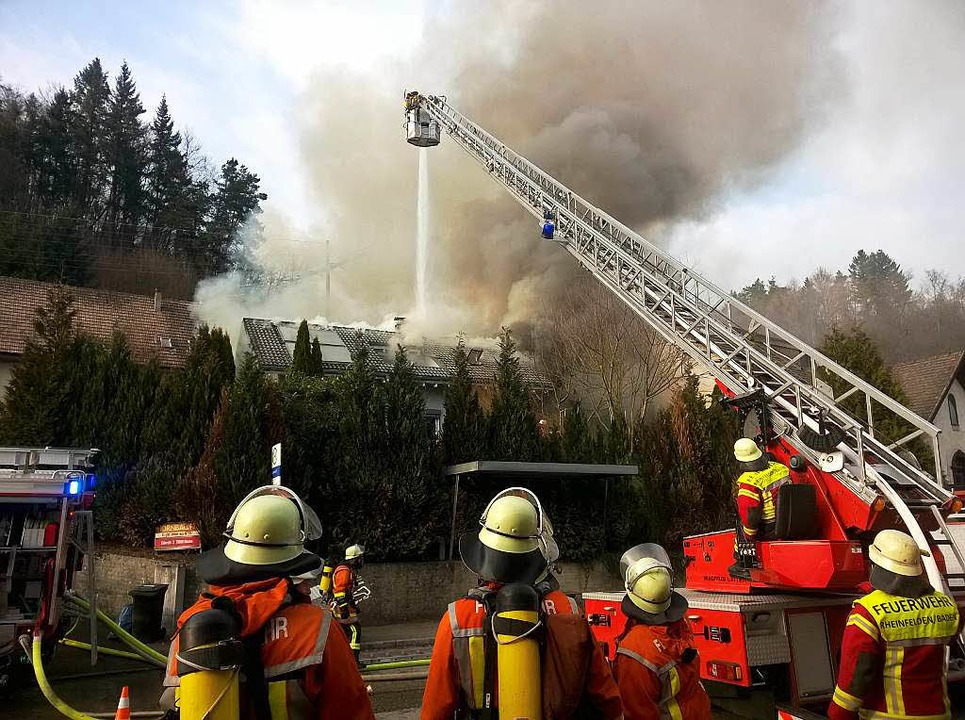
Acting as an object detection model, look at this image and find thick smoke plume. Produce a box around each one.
[198,1,837,340]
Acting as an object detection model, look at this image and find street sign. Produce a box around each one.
[154,521,200,552]
[271,443,282,486]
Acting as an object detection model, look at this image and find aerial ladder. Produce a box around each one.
[404,90,965,704]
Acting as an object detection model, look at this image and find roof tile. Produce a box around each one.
[892,351,965,420]
[0,276,196,368]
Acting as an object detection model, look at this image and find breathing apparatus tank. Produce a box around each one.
[494,583,543,720]
[319,559,334,601]
[176,605,245,720]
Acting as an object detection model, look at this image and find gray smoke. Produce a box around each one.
[201,1,839,339]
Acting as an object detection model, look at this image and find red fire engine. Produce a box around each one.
[403,91,965,714]
[0,447,96,691]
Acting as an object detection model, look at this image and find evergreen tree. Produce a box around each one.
[278,373,340,510]
[145,95,189,251]
[377,345,440,558]
[310,337,324,376]
[202,158,266,275]
[214,354,275,510]
[105,61,146,244]
[441,337,484,464]
[0,287,81,444]
[560,402,592,463]
[291,319,312,374]
[487,327,540,461]
[142,325,235,468]
[68,58,110,213]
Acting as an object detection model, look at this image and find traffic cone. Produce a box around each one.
[114,686,130,720]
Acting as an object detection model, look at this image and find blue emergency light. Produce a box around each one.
[65,477,83,496]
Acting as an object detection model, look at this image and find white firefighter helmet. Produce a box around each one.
[869,529,928,577]
[346,544,365,561]
[197,485,322,584]
[734,438,763,463]
[620,543,688,624]
[459,487,550,584]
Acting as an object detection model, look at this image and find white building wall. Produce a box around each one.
[934,378,965,485]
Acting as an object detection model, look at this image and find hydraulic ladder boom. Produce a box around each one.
[405,91,965,594]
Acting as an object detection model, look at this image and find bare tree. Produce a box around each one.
[535,274,686,445]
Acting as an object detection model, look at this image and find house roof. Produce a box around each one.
[241,317,551,388]
[0,276,196,368]
[892,351,965,421]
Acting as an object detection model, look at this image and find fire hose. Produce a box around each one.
[22,630,97,720]
[64,591,168,666]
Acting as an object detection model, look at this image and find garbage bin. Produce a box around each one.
[129,584,168,642]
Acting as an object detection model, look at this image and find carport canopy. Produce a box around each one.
[442,460,639,559]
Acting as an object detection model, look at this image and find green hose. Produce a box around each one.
[60,638,164,667]
[364,658,431,671]
[28,631,98,720]
[65,592,168,666]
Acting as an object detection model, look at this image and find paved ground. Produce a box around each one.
[6,620,436,718]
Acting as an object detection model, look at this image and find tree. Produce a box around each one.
[441,337,484,464]
[145,95,189,251]
[105,61,146,245]
[819,326,929,462]
[202,158,267,275]
[310,337,325,376]
[487,327,540,461]
[291,319,312,374]
[69,58,110,213]
[0,287,82,444]
[214,354,277,511]
[559,402,593,463]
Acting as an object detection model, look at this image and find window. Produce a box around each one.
[425,411,442,438]
[952,451,965,489]
[950,394,960,429]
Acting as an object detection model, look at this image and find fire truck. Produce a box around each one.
[403,92,965,714]
[0,447,96,691]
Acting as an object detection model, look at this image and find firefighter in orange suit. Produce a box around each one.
[733,437,791,539]
[160,486,375,720]
[829,529,960,720]
[420,488,624,720]
[613,543,711,720]
[333,543,368,668]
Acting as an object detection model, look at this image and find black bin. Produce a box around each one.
[129,583,168,642]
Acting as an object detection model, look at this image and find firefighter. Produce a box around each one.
[733,437,792,540]
[333,543,369,668]
[829,529,960,720]
[160,486,375,720]
[420,487,624,720]
[613,543,710,720]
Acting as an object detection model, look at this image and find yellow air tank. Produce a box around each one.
[319,561,334,600]
[177,606,244,720]
[494,583,543,720]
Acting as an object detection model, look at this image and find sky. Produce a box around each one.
[1,0,963,310]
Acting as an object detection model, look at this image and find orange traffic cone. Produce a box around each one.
[114,685,130,720]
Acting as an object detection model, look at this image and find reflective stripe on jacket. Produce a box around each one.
[829,589,960,720]
[735,462,790,536]
[163,579,375,720]
[614,619,710,720]
[420,588,623,720]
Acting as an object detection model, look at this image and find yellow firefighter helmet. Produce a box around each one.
[869,529,928,577]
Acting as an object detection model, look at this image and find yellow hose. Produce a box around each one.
[29,631,98,720]
[65,592,168,665]
[59,638,164,666]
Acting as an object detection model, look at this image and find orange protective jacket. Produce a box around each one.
[613,619,711,720]
[163,578,374,720]
[333,563,359,623]
[420,587,624,719]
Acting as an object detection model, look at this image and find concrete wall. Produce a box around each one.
[936,378,965,487]
[74,547,620,628]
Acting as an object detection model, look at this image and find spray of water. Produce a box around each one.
[415,147,430,319]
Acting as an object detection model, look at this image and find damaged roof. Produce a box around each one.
[892,351,965,421]
[241,317,550,387]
